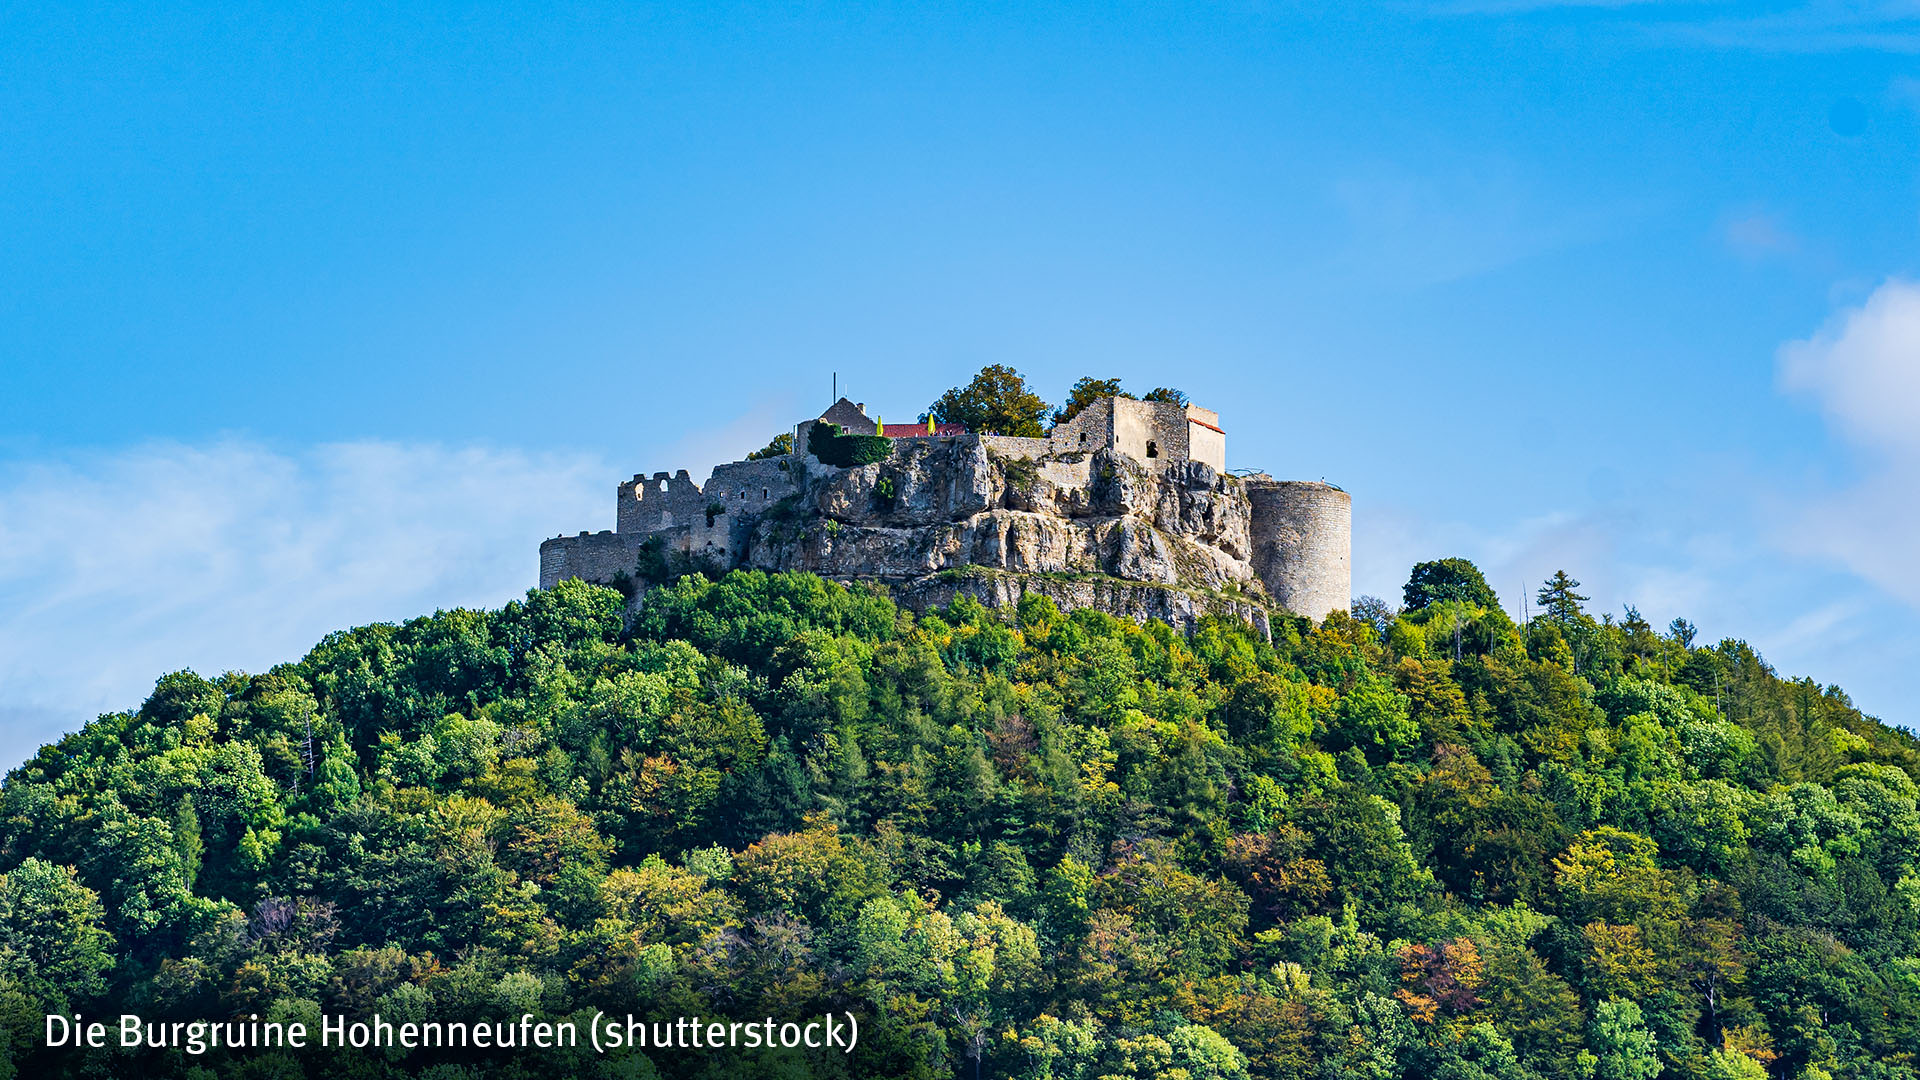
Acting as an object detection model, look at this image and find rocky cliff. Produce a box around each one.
[726,439,1273,631]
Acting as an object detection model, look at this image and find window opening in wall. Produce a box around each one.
[1146,440,1159,458]
[1079,432,1088,445]
[763,488,769,499]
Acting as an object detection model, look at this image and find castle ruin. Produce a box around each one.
[539,394,1350,630]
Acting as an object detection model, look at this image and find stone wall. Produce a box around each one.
[1049,397,1115,455]
[1244,479,1351,621]
[706,457,802,520]
[609,457,804,562]
[539,530,640,590]
[977,434,1055,460]
[618,469,705,534]
[1006,398,1215,472]
[1110,397,1165,465]
[1184,405,1225,473]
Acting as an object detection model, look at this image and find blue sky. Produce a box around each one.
[3,1,1917,766]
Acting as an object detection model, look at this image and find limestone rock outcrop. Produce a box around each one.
[737,442,1265,616]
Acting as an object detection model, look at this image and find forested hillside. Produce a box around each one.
[3,566,1918,1080]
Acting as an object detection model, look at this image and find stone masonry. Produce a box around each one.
[539,395,1351,627]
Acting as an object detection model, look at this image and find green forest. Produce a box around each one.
[3,563,1919,1080]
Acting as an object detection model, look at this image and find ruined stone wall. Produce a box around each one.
[707,458,802,516]
[978,435,1055,460]
[1049,397,1114,455]
[1110,398,1161,465]
[1245,479,1351,621]
[540,530,640,589]
[1107,398,1196,468]
[618,469,706,534]
[971,398,1210,472]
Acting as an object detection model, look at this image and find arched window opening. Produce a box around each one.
[1146,440,1159,458]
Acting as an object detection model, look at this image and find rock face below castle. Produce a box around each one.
[539,396,1350,631]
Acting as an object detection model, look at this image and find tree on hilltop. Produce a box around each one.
[928,365,1052,437]
[1537,570,1589,626]
[1404,558,1499,611]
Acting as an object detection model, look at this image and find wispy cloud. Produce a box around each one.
[1721,206,1802,261]
[1431,0,1920,52]
[1330,159,1639,287]
[1436,0,1702,14]
[1676,2,1920,52]
[1354,481,1912,725]
[0,440,609,769]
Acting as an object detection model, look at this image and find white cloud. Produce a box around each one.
[0,439,609,769]
[1780,277,1920,455]
[1330,160,1643,288]
[1772,279,1920,611]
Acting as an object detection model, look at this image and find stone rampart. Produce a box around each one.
[540,530,641,590]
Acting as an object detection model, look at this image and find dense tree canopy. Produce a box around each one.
[927,365,1053,438]
[1405,558,1500,612]
[2,564,1917,1079]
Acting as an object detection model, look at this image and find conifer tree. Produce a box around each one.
[1536,570,1589,626]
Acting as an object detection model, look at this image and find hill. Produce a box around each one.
[2,567,1918,1079]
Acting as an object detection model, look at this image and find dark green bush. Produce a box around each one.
[807,422,893,468]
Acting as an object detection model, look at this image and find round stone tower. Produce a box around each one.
[1244,479,1351,621]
